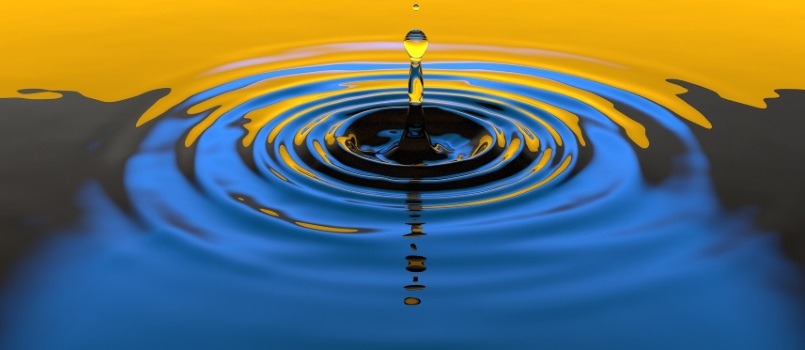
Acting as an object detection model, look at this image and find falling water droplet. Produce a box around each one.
[413,3,419,11]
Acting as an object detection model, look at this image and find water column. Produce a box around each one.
[386,29,447,165]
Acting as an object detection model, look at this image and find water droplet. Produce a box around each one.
[404,29,428,63]
[413,3,419,11]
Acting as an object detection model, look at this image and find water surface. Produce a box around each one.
[1,1,804,349]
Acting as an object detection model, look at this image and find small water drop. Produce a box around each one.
[404,29,429,63]
[413,3,419,11]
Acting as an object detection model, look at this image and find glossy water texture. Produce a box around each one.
[2,1,804,349]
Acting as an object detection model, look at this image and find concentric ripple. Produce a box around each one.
[129,42,706,234]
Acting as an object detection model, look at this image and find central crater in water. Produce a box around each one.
[331,107,501,176]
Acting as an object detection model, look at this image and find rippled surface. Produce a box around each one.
[2,2,805,349]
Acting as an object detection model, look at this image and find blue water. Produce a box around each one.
[2,59,803,349]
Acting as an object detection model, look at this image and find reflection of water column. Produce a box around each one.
[403,192,426,305]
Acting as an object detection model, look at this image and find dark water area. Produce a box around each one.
[675,81,805,265]
[0,79,804,349]
[0,89,168,282]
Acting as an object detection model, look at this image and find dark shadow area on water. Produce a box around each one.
[672,80,805,267]
[0,89,169,290]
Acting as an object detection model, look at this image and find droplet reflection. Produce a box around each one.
[404,297,421,306]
